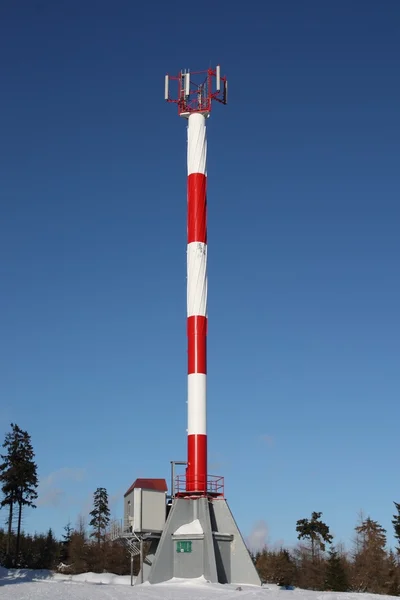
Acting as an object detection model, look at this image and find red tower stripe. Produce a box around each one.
[187,315,207,374]
[186,434,207,492]
[188,173,207,244]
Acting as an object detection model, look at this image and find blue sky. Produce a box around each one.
[1,0,399,552]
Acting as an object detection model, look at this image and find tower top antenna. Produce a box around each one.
[164,65,228,118]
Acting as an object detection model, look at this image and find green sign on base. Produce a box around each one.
[176,540,192,553]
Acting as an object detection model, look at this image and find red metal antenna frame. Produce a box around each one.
[165,66,227,117]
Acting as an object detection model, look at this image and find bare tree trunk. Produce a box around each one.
[15,501,23,566]
[6,502,13,559]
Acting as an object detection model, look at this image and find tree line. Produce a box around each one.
[0,423,133,572]
[253,510,400,594]
[2,423,400,593]
[0,519,133,575]
[0,483,134,575]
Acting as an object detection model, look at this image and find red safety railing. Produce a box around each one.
[174,474,224,497]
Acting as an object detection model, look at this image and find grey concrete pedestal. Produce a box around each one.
[137,497,260,586]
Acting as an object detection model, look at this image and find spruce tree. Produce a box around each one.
[42,528,59,569]
[325,547,349,591]
[0,424,23,560]
[276,549,296,587]
[68,530,87,574]
[353,516,388,593]
[387,550,400,596]
[15,427,38,562]
[392,502,400,554]
[60,522,73,563]
[0,423,38,564]
[89,487,110,545]
[296,511,333,561]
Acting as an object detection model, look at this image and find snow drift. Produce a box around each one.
[1,567,400,600]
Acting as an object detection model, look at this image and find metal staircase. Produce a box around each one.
[109,519,140,551]
[122,532,141,556]
[108,519,142,584]
[107,518,162,585]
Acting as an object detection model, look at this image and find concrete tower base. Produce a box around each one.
[138,497,260,586]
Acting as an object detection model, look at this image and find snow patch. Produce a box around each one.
[55,571,133,585]
[174,519,203,535]
[0,567,133,586]
[161,576,209,586]
[2,567,399,600]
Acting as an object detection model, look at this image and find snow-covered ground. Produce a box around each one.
[0,569,397,600]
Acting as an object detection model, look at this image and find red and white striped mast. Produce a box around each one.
[165,67,228,494]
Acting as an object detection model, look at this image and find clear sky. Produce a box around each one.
[1,0,399,552]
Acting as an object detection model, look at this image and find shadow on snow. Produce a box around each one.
[0,568,56,586]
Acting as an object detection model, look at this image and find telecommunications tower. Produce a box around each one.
[136,67,261,585]
[165,67,228,494]
[115,67,261,586]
